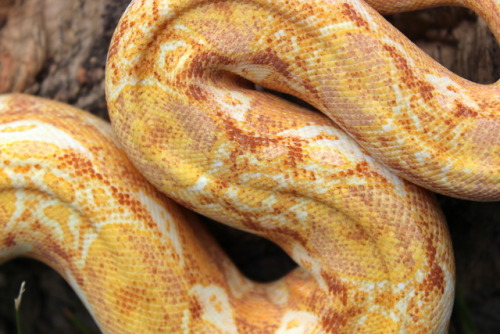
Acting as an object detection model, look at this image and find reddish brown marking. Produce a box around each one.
[284,139,306,168]
[252,48,292,80]
[321,306,361,331]
[382,45,434,102]
[37,237,73,269]
[342,3,369,29]
[454,102,478,118]
[321,271,348,306]
[336,162,384,183]
[3,234,16,247]
[186,84,208,101]
[186,52,233,79]
[347,229,369,242]
[355,161,369,174]
[415,234,445,298]
[212,1,233,15]
[152,0,159,20]
[426,263,445,294]
[240,212,308,246]
[273,227,308,246]
[189,296,202,320]
[107,16,133,61]
[31,220,42,230]
[220,111,280,153]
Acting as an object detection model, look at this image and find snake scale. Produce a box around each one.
[1,0,499,333]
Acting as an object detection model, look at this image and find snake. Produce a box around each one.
[0,0,499,333]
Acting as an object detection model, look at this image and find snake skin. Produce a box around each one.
[1,0,499,333]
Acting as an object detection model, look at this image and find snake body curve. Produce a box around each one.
[107,0,500,201]
[0,91,453,333]
[0,0,499,333]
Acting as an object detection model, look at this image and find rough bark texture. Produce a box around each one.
[0,0,105,96]
[0,1,498,333]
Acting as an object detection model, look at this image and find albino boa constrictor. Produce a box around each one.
[0,0,499,333]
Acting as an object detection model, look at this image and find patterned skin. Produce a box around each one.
[0,93,453,333]
[0,0,498,333]
[107,0,499,201]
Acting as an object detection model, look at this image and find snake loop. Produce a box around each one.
[107,0,499,201]
[1,0,499,333]
[0,91,453,333]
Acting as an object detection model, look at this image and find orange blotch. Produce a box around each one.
[43,204,75,245]
[44,172,76,203]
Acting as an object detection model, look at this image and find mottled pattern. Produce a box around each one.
[0,94,453,333]
[0,0,498,333]
[107,0,499,201]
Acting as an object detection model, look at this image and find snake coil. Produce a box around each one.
[1,0,499,333]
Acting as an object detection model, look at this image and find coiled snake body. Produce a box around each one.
[1,0,499,333]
